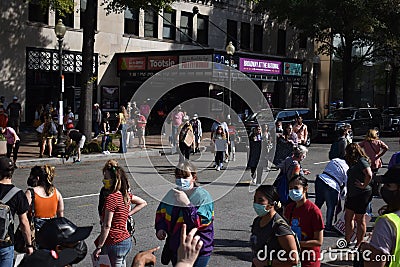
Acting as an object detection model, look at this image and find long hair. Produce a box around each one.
[120,106,129,119]
[255,185,282,213]
[215,125,226,139]
[102,159,130,205]
[364,129,379,141]
[29,165,55,196]
[175,161,199,187]
[345,143,370,166]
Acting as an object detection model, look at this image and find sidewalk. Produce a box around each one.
[14,128,169,168]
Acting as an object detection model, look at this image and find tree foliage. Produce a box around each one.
[253,0,394,106]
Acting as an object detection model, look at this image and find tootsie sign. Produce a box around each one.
[148,56,178,70]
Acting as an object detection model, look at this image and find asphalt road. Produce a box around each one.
[10,136,399,267]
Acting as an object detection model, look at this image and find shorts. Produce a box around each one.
[78,135,86,149]
[137,128,145,137]
[345,190,373,214]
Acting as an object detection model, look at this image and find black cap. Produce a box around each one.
[381,164,400,184]
[0,157,14,172]
[18,248,78,267]
[36,217,92,250]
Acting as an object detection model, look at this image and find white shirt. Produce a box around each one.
[318,158,349,192]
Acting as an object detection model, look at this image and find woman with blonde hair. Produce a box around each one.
[94,159,147,267]
[25,165,64,231]
[359,128,388,174]
[344,143,373,248]
[116,106,129,153]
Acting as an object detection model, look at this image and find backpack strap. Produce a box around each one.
[1,187,21,204]
[28,188,35,218]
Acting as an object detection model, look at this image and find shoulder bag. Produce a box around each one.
[14,188,36,253]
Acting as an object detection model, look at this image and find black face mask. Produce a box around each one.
[69,241,88,265]
[380,187,400,209]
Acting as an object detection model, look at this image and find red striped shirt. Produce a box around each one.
[103,191,131,245]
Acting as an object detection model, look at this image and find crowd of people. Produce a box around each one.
[1,96,400,267]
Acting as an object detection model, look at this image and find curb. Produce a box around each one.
[16,149,161,168]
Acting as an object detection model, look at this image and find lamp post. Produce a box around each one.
[312,55,321,120]
[385,63,392,108]
[226,41,235,117]
[54,19,67,155]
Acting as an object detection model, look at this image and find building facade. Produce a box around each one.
[1,0,321,123]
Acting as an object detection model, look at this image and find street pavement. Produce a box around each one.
[9,135,399,267]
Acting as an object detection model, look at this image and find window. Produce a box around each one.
[180,12,193,43]
[227,20,238,48]
[197,15,208,46]
[240,22,250,50]
[253,24,263,52]
[80,0,97,30]
[277,29,286,55]
[144,9,158,38]
[163,9,176,40]
[28,1,49,24]
[124,8,139,35]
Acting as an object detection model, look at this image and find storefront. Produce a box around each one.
[25,47,98,123]
[114,49,305,130]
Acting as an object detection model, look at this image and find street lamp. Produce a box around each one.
[385,63,392,108]
[226,41,235,116]
[312,55,321,120]
[54,19,67,156]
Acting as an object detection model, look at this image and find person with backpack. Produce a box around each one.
[360,164,400,267]
[178,116,194,162]
[94,159,147,267]
[274,146,310,206]
[328,127,349,160]
[0,157,33,264]
[285,175,324,267]
[314,158,349,231]
[250,185,300,267]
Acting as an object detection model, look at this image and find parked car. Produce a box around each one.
[381,107,400,134]
[237,108,318,147]
[318,107,382,139]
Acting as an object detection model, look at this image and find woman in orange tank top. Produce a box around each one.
[25,165,64,222]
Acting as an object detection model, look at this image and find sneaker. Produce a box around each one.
[224,159,229,163]
[106,151,111,154]
[216,166,221,171]
[251,178,257,184]
[74,159,81,163]
[102,151,107,154]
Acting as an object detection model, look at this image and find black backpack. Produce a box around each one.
[328,140,340,160]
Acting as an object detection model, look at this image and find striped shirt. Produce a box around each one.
[103,191,131,245]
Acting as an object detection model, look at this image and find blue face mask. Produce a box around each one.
[289,189,303,202]
[175,178,192,191]
[253,203,270,217]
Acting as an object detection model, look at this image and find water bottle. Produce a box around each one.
[291,218,302,241]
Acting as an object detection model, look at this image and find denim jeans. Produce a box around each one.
[315,177,339,229]
[119,124,127,153]
[101,135,111,151]
[0,245,14,267]
[172,254,210,267]
[171,125,179,146]
[102,237,132,267]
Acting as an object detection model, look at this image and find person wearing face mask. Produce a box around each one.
[19,217,92,267]
[155,161,214,267]
[284,175,324,267]
[360,164,400,267]
[94,159,147,267]
[344,143,373,249]
[250,185,300,267]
